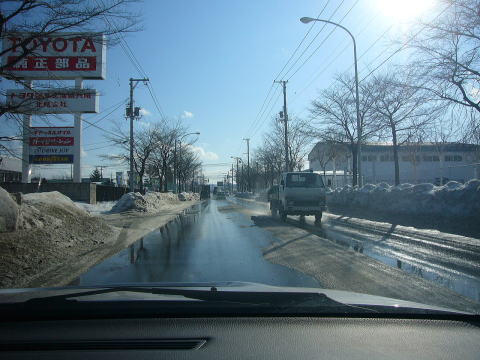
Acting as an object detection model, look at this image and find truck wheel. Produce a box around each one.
[280,210,287,222]
[315,213,322,226]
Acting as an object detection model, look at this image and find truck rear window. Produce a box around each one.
[286,173,324,188]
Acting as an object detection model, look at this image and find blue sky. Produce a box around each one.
[2,0,439,181]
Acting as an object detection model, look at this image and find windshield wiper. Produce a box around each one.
[25,285,364,308]
[19,285,384,315]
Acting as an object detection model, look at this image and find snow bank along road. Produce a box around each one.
[78,197,480,313]
[231,197,480,312]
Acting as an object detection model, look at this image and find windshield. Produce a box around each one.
[286,173,324,188]
[0,0,479,317]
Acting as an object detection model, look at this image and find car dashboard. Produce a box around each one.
[1,316,479,359]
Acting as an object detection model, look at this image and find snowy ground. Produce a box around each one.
[74,201,116,215]
[74,192,200,215]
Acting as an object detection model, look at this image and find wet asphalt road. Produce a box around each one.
[231,197,480,302]
[79,199,318,287]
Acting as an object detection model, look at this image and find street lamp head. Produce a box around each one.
[300,17,316,24]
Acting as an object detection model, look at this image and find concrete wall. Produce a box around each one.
[96,185,129,202]
[0,182,96,204]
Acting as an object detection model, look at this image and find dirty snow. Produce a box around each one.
[111,191,199,213]
[327,179,480,218]
[75,201,116,215]
[0,186,20,232]
[0,188,117,288]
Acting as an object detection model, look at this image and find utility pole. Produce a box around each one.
[274,80,289,172]
[231,156,241,193]
[128,77,149,192]
[96,165,106,180]
[231,163,234,193]
[243,138,250,192]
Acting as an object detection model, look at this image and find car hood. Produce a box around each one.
[0,281,469,314]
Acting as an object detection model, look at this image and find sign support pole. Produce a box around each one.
[21,80,32,183]
[73,78,83,183]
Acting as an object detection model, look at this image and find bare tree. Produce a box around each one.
[177,145,201,192]
[370,73,436,185]
[104,124,159,192]
[252,115,311,189]
[407,0,480,114]
[309,74,379,185]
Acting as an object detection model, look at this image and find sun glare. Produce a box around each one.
[376,0,435,22]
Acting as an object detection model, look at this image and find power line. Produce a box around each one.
[81,117,124,140]
[95,0,167,121]
[287,0,360,81]
[239,0,336,153]
[84,98,128,130]
[291,9,387,104]
[250,88,283,139]
[294,3,452,118]
[274,0,331,81]
[280,0,347,80]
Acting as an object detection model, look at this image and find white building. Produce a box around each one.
[308,142,480,186]
[0,156,22,183]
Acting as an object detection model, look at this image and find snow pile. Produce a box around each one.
[178,192,200,201]
[0,188,115,288]
[74,201,116,215]
[111,191,198,213]
[327,179,480,218]
[0,187,20,232]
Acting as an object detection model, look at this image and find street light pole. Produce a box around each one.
[243,138,250,191]
[300,17,362,187]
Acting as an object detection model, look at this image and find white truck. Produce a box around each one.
[267,171,326,225]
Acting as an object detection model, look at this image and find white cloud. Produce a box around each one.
[140,108,151,116]
[189,145,219,161]
[181,110,194,119]
[137,120,151,128]
[81,150,87,157]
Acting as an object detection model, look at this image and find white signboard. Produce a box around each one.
[1,32,106,79]
[29,127,75,164]
[116,171,125,186]
[6,89,99,114]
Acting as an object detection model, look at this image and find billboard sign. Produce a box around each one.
[29,127,74,164]
[6,89,99,114]
[1,33,106,79]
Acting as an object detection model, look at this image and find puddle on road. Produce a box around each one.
[71,202,205,285]
[321,226,480,302]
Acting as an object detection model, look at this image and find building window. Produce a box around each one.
[445,155,463,162]
[423,155,440,162]
[380,154,393,161]
[402,155,420,162]
[362,155,377,162]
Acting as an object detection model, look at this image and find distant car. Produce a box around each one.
[215,191,226,200]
